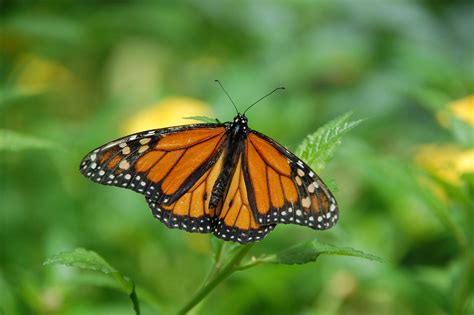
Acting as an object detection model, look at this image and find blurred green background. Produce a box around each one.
[1,1,473,314]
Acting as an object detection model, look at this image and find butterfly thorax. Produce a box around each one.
[209,114,249,210]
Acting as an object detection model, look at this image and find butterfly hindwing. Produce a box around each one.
[145,151,226,233]
[80,124,227,205]
[244,131,339,230]
[213,153,275,243]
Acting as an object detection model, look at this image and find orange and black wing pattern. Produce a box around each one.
[213,153,275,243]
[80,124,227,206]
[80,114,339,244]
[145,149,226,233]
[243,131,338,230]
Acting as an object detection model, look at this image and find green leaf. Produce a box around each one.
[183,116,218,123]
[296,112,364,172]
[44,248,117,275]
[0,129,59,151]
[44,248,141,314]
[258,239,383,265]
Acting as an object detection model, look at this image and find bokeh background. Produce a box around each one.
[1,1,473,314]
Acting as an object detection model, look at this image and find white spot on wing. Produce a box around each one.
[139,138,151,145]
[297,168,305,177]
[119,160,130,170]
[302,197,311,208]
[122,146,131,154]
[138,145,149,153]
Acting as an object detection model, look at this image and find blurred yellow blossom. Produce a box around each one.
[436,95,474,127]
[123,96,213,134]
[415,144,474,185]
[15,54,75,94]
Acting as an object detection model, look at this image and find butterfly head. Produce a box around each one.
[233,113,248,126]
[233,113,248,125]
[231,113,249,133]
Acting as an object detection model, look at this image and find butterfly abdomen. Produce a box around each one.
[209,120,247,210]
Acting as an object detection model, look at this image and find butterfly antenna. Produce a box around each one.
[215,80,239,114]
[243,86,285,115]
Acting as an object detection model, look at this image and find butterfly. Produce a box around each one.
[79,83,339,244]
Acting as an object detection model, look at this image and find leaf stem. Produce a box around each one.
[176,243,254,315]
[212,241,226,275]
[129,282,141,315]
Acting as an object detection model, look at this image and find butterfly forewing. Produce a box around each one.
[80,124,227,204]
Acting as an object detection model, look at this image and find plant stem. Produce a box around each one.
[129,283,141,315]
[176,243,254,315]
[212,241,226,275]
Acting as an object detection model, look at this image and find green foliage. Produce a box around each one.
[44,249,140,315]
[2,1,473,315]
[258,239,383,265]
[296,112,364,172]
[183,116,218,123]
[43,102,372,315]
[44,248,116,274]
[0,129,59,151]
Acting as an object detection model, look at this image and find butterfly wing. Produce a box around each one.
[244,131,339,230]
[213,153,275,243]
[80,124,228,205]
[145,149,227,233]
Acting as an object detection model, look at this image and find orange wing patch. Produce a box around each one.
[246,134,299,215]
[246,140,270,214]
[155,127,224,150]
[213,154,273,242]
[122,127,227,198]
[147,149,185,183]
[149,152,226,232]
[219,155,259,230]
[246,131,338,231]
[161,134,223,194]
[136,151,165,172]
[248,133,291,176]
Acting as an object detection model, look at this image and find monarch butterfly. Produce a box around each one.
[79,82,338,244]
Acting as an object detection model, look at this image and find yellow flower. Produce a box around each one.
[437,95,474,127]
[123,97,214,134]
[450,95,474,126]
[415,144,474,185]
[14,54,74,94]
